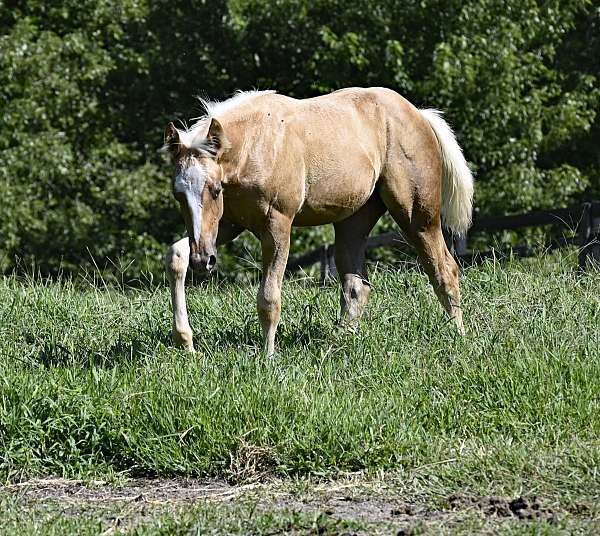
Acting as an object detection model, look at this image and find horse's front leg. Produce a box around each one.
[166,237,194,352]
[166,223,244,352]
[257,212,292,356]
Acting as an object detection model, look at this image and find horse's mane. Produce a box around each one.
[170,90,275,150]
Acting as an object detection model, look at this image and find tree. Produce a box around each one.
[1,0,598,279]
[0,1,174,278]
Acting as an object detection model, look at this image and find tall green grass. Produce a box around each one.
[0,253,599,500]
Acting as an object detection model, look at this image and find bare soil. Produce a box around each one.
[3,476,598,534]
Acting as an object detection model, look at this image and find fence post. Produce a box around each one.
[592,216,600,265]
[319,246,327,284]
[577,203,592,270]
[586,202,600,267]
[327,245,338,280]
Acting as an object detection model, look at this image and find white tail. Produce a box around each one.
[420,109,474,236]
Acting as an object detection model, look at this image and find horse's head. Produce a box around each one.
[163,119,229,272]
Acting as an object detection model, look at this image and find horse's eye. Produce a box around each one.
[211,186,222,200]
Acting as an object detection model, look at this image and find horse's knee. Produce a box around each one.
[257,285,281,319]
[166,239,189,277]
[258,289,280,312]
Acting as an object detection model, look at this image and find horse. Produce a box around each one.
[162,87,474,355]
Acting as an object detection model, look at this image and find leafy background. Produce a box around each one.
[1,0,598,280]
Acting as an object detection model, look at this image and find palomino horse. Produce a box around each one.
[163,88,473,355]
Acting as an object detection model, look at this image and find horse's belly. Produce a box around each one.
[293,172,376,226]
[294,204,356,226]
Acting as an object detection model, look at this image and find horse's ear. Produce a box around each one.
[162,122,180,154]
[205,118,231,159]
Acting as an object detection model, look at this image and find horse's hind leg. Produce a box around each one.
[410,226,464,333]
[379,183,464,333]
[334,193,386,323]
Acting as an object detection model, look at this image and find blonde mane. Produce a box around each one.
[175,90,275,150]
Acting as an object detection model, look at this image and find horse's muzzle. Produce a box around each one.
[190,252,217,272]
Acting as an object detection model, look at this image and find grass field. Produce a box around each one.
[1,252,599,534]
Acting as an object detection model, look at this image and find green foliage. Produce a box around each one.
[423,0,599,214]
[0,3,179,279]
[0,0,598,278]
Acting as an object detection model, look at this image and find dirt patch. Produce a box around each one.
[2,477,246,504]
[447,493,559,523]
[279,491,561,527]
[1,477,596,534]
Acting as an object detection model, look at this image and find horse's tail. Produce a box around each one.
[420,109,474,236]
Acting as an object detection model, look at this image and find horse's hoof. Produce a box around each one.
[337,317,360,332]
[173,330,195,352]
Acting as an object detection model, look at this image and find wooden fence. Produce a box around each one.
[286,201,600,282]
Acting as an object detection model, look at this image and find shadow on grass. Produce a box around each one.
[28,328,172,369]
[189,316,333,355]
[25,299,335,368]
[277,321,332,350]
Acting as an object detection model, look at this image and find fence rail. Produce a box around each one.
[285,201,600,281]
